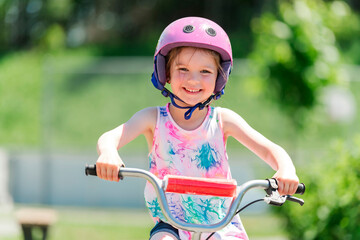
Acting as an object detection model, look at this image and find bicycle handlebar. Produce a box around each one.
[85,164,305,233]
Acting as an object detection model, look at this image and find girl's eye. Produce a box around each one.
[179,68,188,72]
[201,70,211,74]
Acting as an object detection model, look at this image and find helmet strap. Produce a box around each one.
[161,88,223,120]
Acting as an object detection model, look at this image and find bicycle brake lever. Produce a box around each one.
[286,195,305,206]
[265,192,305,206]
[264,191,287,206]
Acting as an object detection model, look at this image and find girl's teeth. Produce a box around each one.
[186,89,199,92]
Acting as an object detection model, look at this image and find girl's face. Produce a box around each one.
[168,47,218,107]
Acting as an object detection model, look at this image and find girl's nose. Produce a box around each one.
[187,72,201,84]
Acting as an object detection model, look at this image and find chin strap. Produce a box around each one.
[161,88,223,120]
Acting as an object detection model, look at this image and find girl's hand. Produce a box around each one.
[273,168,299,196]
[96,150,125,182]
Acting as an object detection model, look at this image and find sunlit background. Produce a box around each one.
[1,0,360,239]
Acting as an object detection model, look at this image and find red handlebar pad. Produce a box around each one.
[164,175,237,197]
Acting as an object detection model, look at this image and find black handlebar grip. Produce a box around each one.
[85,164,97,176]
[296,183,305,195]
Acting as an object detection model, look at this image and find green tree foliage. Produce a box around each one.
[1,0,265,56]
[247,0,359,128]
[0,0,72,51]
[277,136,360,239]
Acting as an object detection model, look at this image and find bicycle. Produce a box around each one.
[85,164,305,240]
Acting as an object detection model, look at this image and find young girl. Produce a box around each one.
[96,17,299,240]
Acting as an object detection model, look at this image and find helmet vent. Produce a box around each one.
[206,27,216,37]
[183,25,195,33]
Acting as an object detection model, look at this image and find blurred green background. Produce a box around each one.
[1,0,360,239]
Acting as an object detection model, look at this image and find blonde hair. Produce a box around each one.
[165,47,225,82]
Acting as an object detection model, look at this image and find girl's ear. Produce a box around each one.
[166,78,171,84]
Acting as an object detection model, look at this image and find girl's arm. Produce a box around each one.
[96,107,157,182]
[220,108,299,196]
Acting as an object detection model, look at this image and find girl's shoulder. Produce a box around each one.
[138,106,158,115]
[217,107,248,134]
[129,106,158,129]
[216,107,240,121]
[138,106,158,118]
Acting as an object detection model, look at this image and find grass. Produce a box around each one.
[50,208,153,240]
[2,206,287,240]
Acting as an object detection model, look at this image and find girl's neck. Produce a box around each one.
[168,103,209,131]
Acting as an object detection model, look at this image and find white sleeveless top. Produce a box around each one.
[144,103,248,239]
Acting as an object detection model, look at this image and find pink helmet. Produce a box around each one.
[151,17,233,96]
